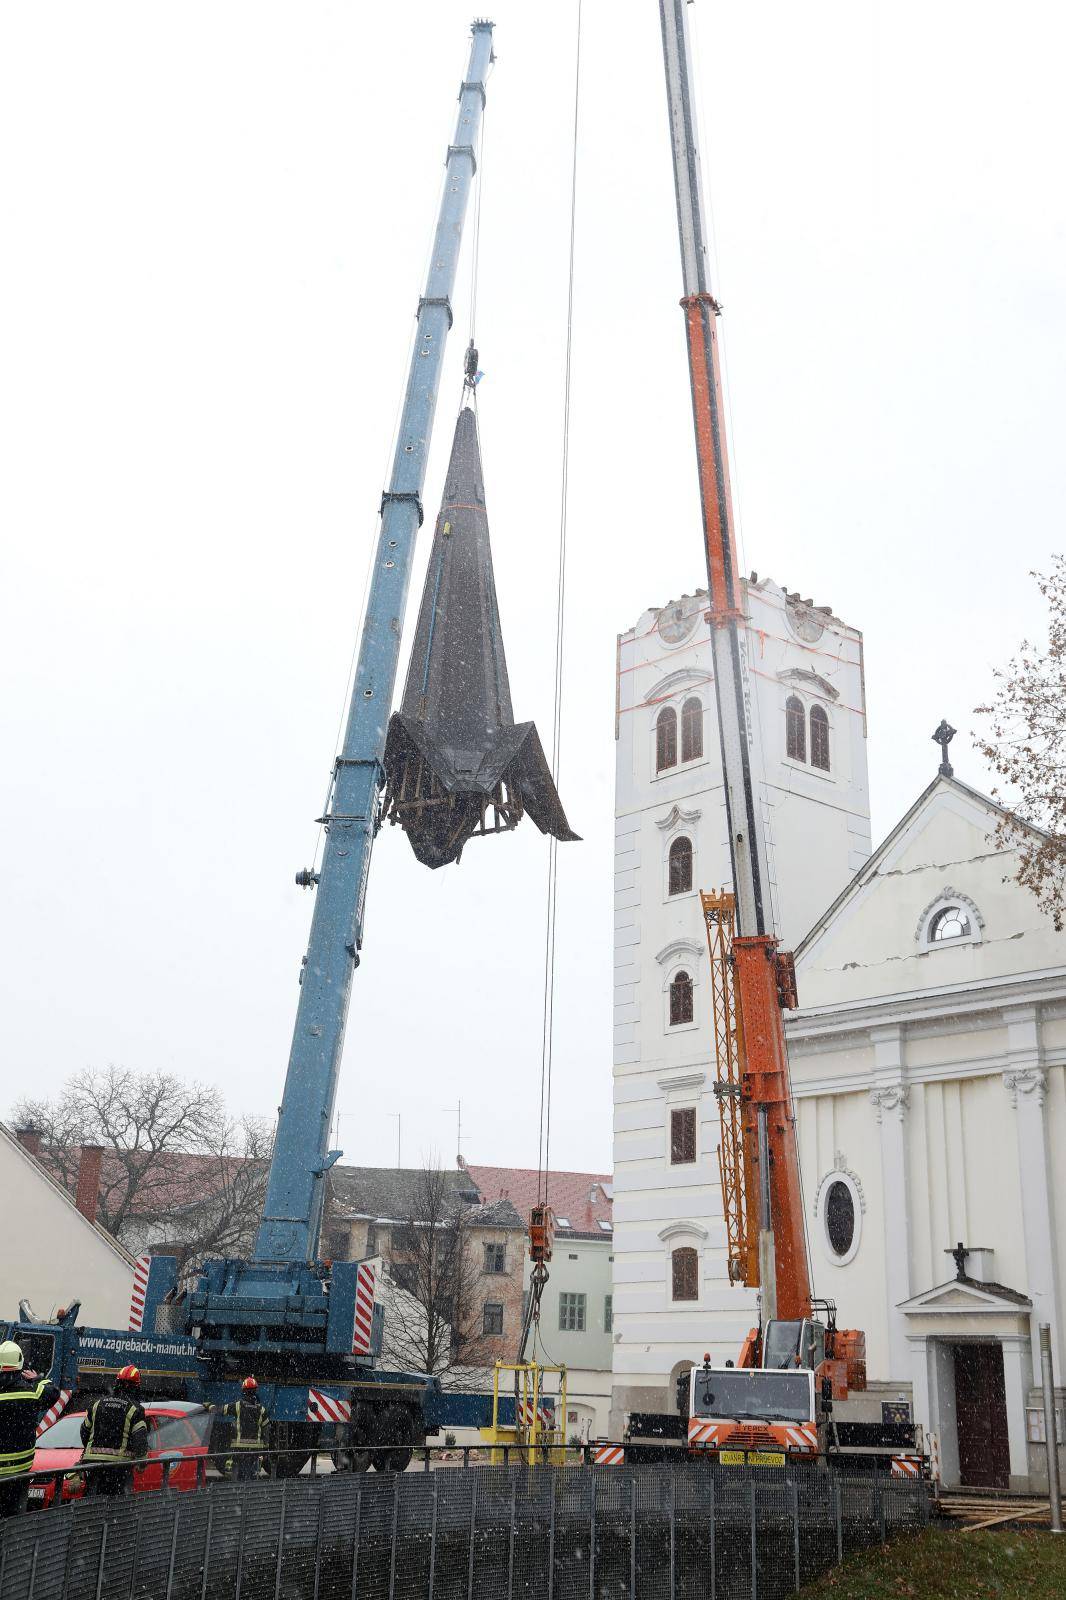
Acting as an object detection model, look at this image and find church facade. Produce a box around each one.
[611,580,1066,1492]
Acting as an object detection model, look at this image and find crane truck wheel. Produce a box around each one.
[370,1404,416,1473]
[270,1421,315,1479]
[332,1403,373,1472]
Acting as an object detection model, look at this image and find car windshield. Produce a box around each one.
[34,1413,86,1450]
[691,1369,813,1424]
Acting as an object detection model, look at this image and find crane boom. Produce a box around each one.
[658,0,810,1324]
[254,22,494,1267]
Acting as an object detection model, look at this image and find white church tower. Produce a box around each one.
[610,574,871,1431]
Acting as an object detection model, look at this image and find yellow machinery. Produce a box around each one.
[480,1361,568,1464]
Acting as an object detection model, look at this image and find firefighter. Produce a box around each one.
[218,1378,268,1480]
[0,1341,61,1519]
[79,1365,149,1497]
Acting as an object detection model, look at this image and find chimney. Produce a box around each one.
[16,1125,42,1159]
[74,1144,103,1222]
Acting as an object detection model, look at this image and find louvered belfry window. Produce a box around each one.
[657,706,678,772]
[786,696,806,761]
[668,836,693,896]
[681,697,703,763]
[670,1107,696,1165]
[810,704,830,771]
[672,1246,698,1301]
[669,970,693,1027]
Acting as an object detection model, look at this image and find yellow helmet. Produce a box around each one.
[0,1342,24,1372]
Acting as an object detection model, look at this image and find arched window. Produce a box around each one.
[810,704,830,771]
[671,1246,698,1302]
[681,697,703,763]
[656,706,678,772]
[785,696,806,762]
[668,837,693,896]
[669,970,693,1027]
[929,905,971,942]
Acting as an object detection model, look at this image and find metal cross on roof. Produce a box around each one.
[950,1240,969,1280]
[932,718,956,778]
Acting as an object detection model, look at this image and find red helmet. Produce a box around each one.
[116,1365,140,1386]
[242,1376,258,1392]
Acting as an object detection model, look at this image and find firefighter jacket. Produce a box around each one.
[80,1396,149,1464]
[221,1397,267,1450]
[0,1373,61,1484]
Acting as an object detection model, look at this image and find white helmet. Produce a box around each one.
[0,1341,24,1372]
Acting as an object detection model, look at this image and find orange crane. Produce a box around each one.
[655,0,878,1460]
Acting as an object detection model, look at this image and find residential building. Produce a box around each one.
[1,1124,135,1328]
[467,1164,614,1437]
[611,578,870,1431]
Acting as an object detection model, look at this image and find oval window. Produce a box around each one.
[824,1180,856,1257]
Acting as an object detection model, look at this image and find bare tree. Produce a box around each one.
[379,1165,494,1385]
[12,1066,270,1267]
[976,557,1066,930]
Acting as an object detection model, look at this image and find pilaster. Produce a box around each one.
[1002,1005,1061,1371]
[869,1025,911,1380]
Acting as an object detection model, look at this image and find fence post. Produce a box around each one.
[670,1473,677,1599]
[28,1537,41,1600]
[709,1474,716,1600]
[388,1474,400,1600]
[164,1507,181,1600]
[467,1473,479,1600]
[350,1481,362,1600]
[750,1477,757,1600]
[630,1477,637,1600]
[791,1481,800,1593]
[833,1477,842,1566]
[274,1480,289,1600]
[589,1473,597,1600]
[312,1488,326,1600]
[92,1522,107,1600]
[507,1472,517,1600]
[199,1499,215,1600]
[548,1471,556,1600]
[235,1486,250,1600]
[423,1446,431,1473]
[876,1479,885,1546]
[428,1469,439,1600]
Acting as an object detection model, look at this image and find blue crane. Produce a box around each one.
[185,18,495,1358]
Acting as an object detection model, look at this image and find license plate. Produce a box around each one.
[747,1451,785,1468]
[718,1449,746,1465]
[28,1487,45,1501]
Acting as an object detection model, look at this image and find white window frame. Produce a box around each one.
[658,1221,708,1309]
[916,889,984,952]
[647,671,712,784]
[781,688,835,783]
[656,940,703,1035]
[815,1169,863,1267]
[655,805,701,903]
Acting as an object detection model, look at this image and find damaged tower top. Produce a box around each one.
[382,404,578,868]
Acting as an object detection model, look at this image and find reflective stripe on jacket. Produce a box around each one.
[0,1375,61,1482]
[80,1397,149,1463]
[222,1398,267,1450]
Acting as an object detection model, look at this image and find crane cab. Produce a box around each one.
[761,1318,826,1373]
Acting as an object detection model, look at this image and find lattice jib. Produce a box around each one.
[701,890,749,1284]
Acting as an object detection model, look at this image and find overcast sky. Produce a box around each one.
[3,2,1064,1177]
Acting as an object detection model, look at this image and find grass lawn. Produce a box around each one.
[799,1525,1066,1598]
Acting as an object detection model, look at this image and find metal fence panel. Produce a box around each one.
[0,1462,931,1600]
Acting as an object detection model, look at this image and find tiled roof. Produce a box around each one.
[327,1165,481,1222]
[463,1163,612,1235]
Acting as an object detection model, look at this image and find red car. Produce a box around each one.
[28,1400,216,1508]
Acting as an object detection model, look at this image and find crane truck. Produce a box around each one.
[620,3,925,1480]
[1,18,559,1475]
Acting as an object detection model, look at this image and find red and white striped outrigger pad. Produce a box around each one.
[593,1443,624,1466]
[351,1262,376,1356]
[890,1455,922,1478]
[307,1388,352,1424]
[37,1390,72,1438]
[128,1255,151,1332]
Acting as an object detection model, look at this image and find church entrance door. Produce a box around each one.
[952,1342,1010,1488]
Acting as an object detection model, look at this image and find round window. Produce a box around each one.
[824,1180,856,1257]
[929,906,971,942]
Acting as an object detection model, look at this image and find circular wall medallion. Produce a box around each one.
[784,598,825,644]
[657,600,699,645]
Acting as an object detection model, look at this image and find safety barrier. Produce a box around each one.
[0,1461,931,1599]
